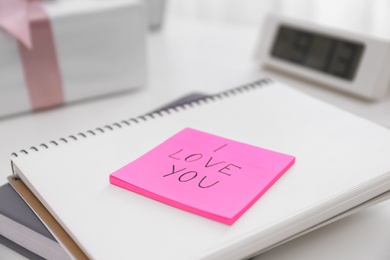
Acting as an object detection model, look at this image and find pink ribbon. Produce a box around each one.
[0,0,63,110]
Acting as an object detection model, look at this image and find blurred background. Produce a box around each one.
[168,0,390,36]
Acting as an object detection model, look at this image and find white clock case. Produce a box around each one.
[258,14,390,100]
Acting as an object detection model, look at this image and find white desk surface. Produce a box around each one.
[1,15,390,260]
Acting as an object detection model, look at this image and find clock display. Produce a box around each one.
[271,25,364,80]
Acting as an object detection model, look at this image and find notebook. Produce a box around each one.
[9,79,390,259]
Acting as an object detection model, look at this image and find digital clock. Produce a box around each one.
[258,14,390,100]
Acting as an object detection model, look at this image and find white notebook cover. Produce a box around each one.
[11,79,390,259]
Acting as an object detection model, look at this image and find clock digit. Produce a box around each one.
[305,36,334,71]
[271,26,295,60]
[327,41,362,80]
[291,31,313,64]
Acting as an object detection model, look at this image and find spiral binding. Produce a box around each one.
[11,78,272,158]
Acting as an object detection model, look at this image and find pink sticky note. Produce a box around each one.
[110,128,295,225]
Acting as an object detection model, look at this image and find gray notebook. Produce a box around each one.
[0,183,67,259]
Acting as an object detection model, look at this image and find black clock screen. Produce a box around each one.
[271,25,364,80]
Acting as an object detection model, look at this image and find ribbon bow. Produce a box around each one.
[0,0,42,49]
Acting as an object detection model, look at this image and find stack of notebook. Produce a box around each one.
[4,79,390,259]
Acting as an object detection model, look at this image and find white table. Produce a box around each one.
[1,15,390,260]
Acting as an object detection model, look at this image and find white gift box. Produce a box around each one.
[0,0,146,118]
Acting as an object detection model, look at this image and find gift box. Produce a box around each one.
[0,0,146,118]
